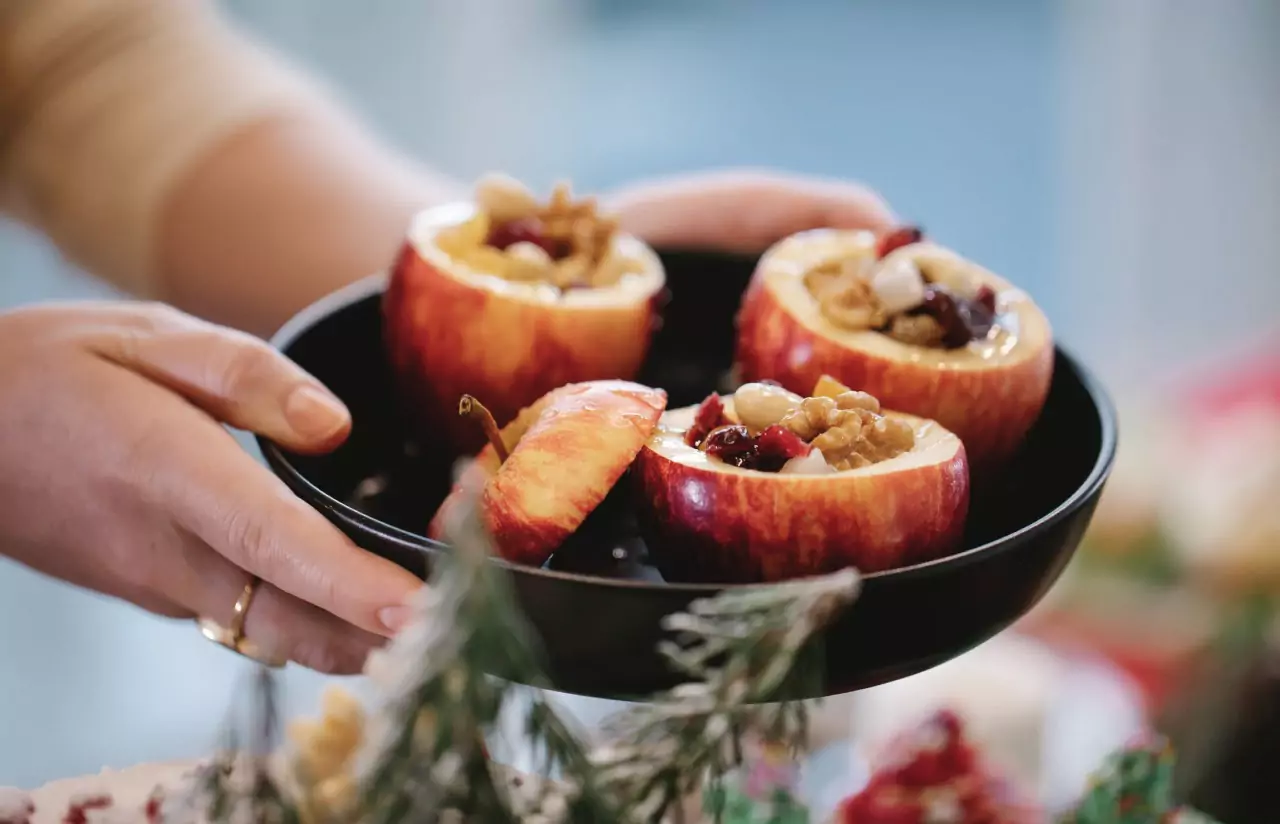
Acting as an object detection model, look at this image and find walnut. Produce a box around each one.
[782,393,914,471]
[807,267,887,330]
[780,396,840,441]
[813,410,915,471]
[886,314,946,347]
[550,253,592,289]
[834,389,880,414]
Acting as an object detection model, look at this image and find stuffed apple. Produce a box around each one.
[385,174,666,451]
[736,226,1052,469]
[635,375,969,583]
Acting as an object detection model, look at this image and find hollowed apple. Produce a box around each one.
[385,201,666,452]
[429,380,667,567]
[634,396,969,584]
[736,229,1053,469]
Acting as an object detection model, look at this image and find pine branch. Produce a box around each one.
[589,569,860,823]
[355,477,614,824]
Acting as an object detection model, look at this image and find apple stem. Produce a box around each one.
[458,395,510,464]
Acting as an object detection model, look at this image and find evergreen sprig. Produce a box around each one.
[588,569,860,823]
[355,479,617,824]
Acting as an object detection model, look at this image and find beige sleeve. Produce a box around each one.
[0,0,330,295]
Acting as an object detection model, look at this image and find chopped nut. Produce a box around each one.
[547,180,575,215]
[505,241,554,281]
[812,419,874,471]
[834,390,880,414]
[474,172,539,223]
[550,253,592,288]
[781,394,914,470]
[814,275,886,330]
[780,396,840,441]
[886,314,946,347]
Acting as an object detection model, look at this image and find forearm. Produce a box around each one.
[159,111,460,337]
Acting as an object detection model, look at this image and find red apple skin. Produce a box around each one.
[429,380,667,567]
[735,243,1054,472]
[634,412,970,584]
[384,207,665,453]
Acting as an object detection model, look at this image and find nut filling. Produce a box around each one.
[803,225,1000,349]
[436,172,645,291]
[683,380,915,473]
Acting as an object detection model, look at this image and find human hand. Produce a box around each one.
[607,168,897,253]
[0,302,422,673]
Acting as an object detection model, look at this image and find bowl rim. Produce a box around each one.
[260,270,1117,593]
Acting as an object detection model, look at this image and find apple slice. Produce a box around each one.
[736,228,1053,469]
[634,383,969,583]
[428,380,667,567]
[385,177,666,452]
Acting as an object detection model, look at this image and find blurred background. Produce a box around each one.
[2,0,1277,816]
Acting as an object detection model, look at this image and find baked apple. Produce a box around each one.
[736,226,1053,469]
[385,173,666,452]
[634,376,969,583]
[835,710,1042,824]
[428,380,667,567]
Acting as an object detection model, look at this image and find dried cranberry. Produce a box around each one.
[876,225,925,259]
[485,218,568,258]
[975,284,997,313]
[685,394,729,448]
[915,285,972,348]
[755,425,811,471]
[703,425,758,468]
[958,294,996,341]
[62,795,112,824]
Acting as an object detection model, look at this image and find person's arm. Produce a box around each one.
[1,0,462,337]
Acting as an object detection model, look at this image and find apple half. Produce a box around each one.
[385,198,666,452]
[634,392,969,584]
[736,229,1053,469]
[428,380,667,567]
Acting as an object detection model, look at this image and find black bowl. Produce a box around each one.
[259,250,1116,700]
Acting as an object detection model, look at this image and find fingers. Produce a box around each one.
[607,168,899,253]
[85,304,351,455]
[178,539,381,674]
[144,409,422,638]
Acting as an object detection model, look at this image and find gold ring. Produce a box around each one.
[197,578,286,668]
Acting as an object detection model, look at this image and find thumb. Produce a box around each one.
[87,305,351,454]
